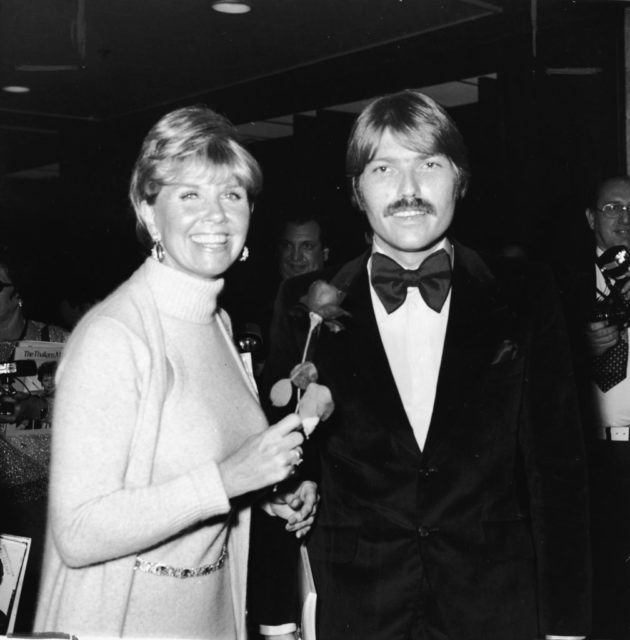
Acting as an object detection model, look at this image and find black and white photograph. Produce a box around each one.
[0,1,627,639]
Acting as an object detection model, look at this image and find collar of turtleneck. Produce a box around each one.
[144,257,225,324]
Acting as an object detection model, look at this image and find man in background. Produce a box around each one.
[277,213,329,281]
[579,176,630,639]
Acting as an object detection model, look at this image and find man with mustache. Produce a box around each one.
[254,89,590,640]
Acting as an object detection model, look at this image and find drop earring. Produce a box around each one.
[152,239,165,263]
[239,246,249,262]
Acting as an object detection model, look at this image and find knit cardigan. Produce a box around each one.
[35,260,260,638]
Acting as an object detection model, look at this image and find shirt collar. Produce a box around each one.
[369,237,454,272]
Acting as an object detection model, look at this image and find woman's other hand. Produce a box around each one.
[219,413,304,498]
[264,480,319,538]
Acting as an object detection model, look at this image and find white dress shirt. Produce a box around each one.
[369,238,451,451]
[592,249,630,428]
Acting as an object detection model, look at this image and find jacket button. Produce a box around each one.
[419,467,438,477]
[417,526,431,538]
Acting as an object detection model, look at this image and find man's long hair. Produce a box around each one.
[346,89,470,206]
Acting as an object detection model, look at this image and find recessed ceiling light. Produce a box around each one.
[2,85,30,93]
[211,0,251,14]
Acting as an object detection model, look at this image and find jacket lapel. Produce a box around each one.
[325,244,514,459]
[422,242,510,455]
[328,252,421,457]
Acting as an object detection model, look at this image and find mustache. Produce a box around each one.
[385,197,435,216]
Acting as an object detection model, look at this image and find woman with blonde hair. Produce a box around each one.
[35,105,310,639]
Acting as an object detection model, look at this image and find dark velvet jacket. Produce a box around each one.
[252,241,591,640]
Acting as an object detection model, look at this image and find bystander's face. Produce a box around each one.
[586,178,630,252]
[41,374,55,396]
[356,128,459,268]
[140,162,251,280]
[0,266,21,323]
[278,221,329,280]
[586,178,630,250]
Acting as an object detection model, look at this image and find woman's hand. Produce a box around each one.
[219,413,304,499]
[264,480,319,538]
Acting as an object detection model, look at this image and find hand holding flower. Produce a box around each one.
[219,413,304,498]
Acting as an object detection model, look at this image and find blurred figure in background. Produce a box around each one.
[0,259,67,358]
[0,254,68,632]
[277,213,329,281]
[229,213,331,380]
[16,360,58,429]
[578,176,630,640]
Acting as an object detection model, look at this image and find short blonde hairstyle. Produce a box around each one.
[129,105,262,248]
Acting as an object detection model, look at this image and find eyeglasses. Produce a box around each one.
[597,203,630,218]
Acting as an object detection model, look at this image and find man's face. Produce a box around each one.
[0,265,20,322]
[356,128,458,268]
[278,220,329,280]
[586,178,630,251]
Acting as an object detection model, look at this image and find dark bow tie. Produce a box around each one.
[370,250,452,314]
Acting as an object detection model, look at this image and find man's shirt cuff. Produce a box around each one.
[259,623,298,636]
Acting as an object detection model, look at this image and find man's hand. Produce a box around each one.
[263,480,319,538]
[618,277,630,301]
[586,319,620,357]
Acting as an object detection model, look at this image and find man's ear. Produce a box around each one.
[138,201,159,240]
[585,207,596,232]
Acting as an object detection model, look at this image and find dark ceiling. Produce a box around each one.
[0,0,615,176]
[0,0,503,123]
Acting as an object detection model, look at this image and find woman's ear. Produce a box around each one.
[138,201,159,239]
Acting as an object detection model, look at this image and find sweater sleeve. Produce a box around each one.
[48,315,231,568]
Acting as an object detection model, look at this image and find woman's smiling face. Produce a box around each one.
[140,161,251,280]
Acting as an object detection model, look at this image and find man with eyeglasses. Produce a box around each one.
[583,175,630,639]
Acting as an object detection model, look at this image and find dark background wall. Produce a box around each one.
[0,3,625,328]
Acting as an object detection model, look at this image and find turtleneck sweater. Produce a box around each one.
[35,257,267,639]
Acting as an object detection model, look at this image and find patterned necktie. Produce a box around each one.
[592,334,629,392]
[370,250,452,314]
